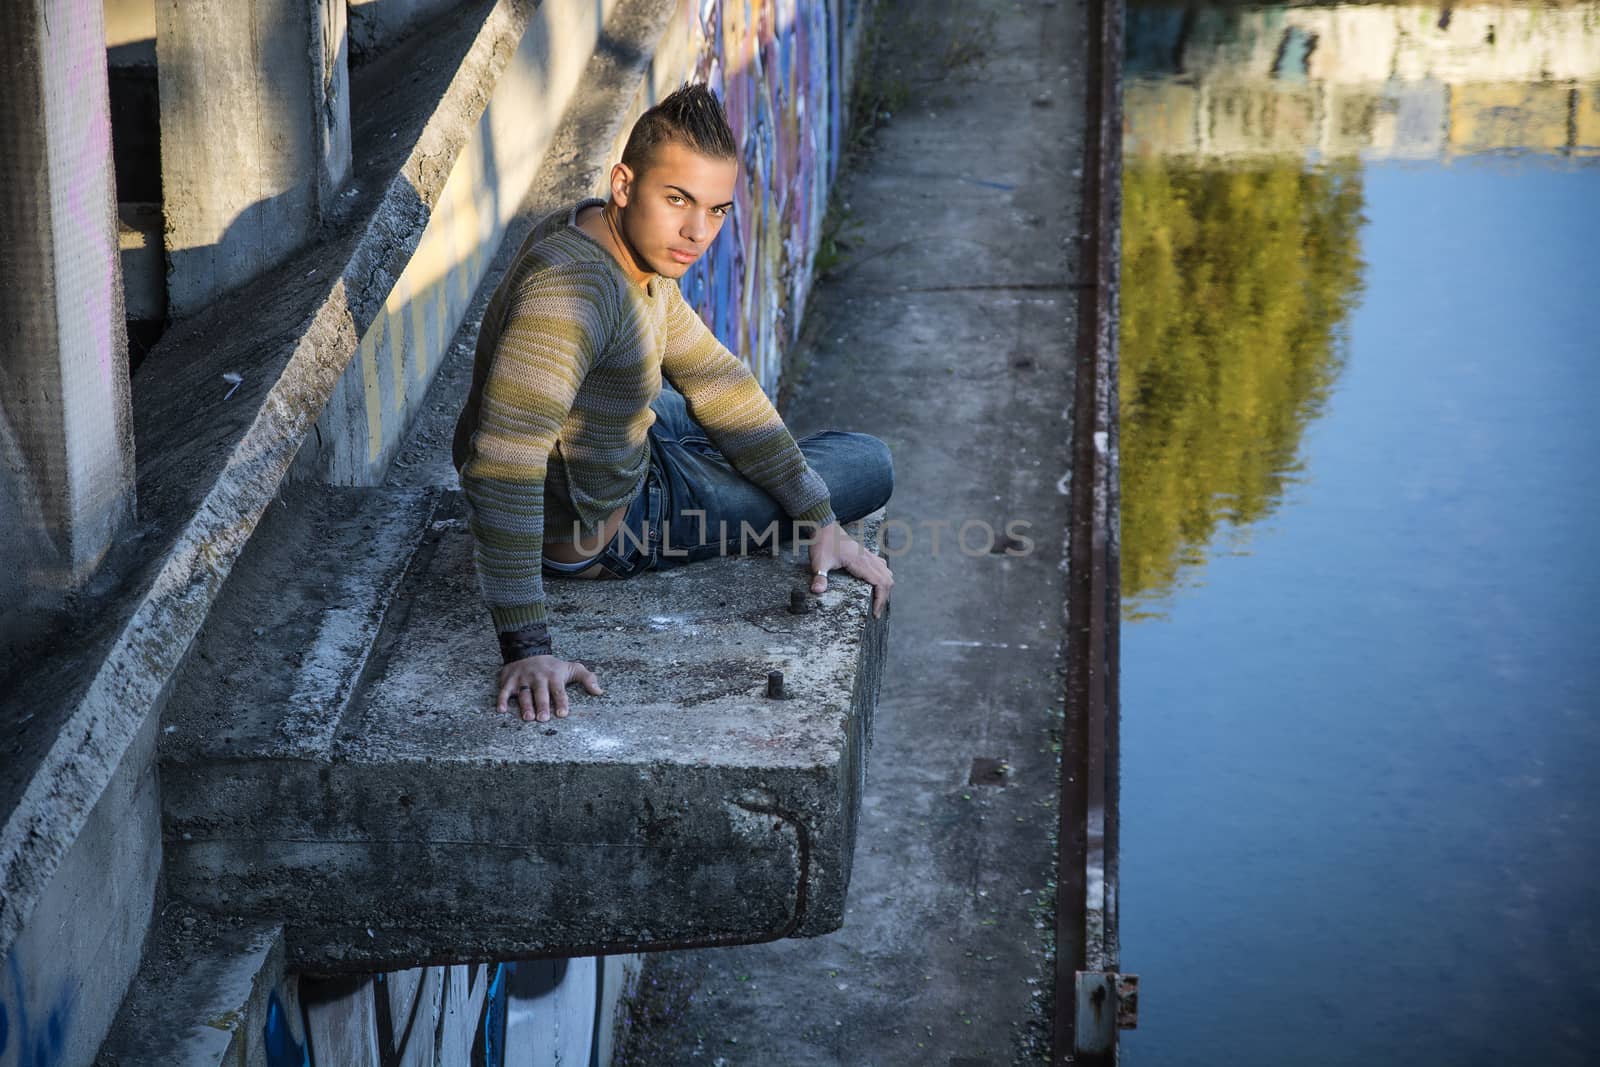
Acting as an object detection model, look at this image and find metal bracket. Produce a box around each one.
[1074,972,1140,1057]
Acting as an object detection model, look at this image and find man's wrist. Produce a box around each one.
[498,621,554,664]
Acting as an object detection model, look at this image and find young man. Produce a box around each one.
[452,84,894,725]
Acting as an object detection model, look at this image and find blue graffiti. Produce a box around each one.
[263,989,309,1067]
[3,954,73,1067]
[482,963,510,1067]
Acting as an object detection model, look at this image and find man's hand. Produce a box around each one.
[497,655,604,722]
[808,522,893,618]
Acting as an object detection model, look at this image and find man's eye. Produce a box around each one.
[667,195,685,205]
[712,206,729,217]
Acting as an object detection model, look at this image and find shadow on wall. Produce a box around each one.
[0,411,66,677]
[155,13,350,321]
[348,0,465,67]
[162,185,312,323]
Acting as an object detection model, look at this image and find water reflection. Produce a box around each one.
[1121,158,1364,614]
[1119,3,1600,1064]
[1120,0,1600,613]
[1126,1,1600,161]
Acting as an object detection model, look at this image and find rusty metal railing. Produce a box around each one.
[1054,0,1129,1060]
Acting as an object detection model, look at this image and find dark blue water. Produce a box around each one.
[1118,6,1600,1063]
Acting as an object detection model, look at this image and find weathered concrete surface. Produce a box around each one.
[0,0,616,1014]
[96,911,292,1067]
[156,0,351,315]
[159,484,886,972]
[618,0,1085,1062]
[1,689,163,1067]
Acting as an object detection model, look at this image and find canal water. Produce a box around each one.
[1117,3,1600,1063]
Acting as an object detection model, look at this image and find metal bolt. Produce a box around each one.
[767,670,785,699]
[789,587,811,614]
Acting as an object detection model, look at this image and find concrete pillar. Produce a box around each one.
[155,0,350,316]
[0,0,137,600]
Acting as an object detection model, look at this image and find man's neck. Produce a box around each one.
[576,201,653,290]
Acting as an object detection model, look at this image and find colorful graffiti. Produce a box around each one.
[678,0,865,395]
[288,957,628,1066]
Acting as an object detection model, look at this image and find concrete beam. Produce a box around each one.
[159,486,886,971]
[155,0,351,315]
[0,0,136,589]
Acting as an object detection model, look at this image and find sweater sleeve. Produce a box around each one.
[457,262,615,643]
[659,284,836,530]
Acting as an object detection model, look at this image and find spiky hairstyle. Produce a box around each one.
[621,83,737,177]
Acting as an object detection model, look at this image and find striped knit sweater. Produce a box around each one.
[452,199,836,656]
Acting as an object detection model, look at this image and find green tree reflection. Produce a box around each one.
[1120,154,1366,616]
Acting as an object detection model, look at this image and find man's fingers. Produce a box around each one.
[812,567,829,593]
[533,682,552,723]
[515,683,535,720]
[575,663,605,695]
[553,682,570,719]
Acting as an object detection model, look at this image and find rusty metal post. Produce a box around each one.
[1054,0,1124,1060]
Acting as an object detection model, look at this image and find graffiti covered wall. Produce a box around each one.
[678,0,866,395]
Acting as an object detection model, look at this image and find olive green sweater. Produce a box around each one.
[452,199,836,652]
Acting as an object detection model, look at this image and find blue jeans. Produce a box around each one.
[547,379,893,580]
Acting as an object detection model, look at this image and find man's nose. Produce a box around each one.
[681,212,710,243]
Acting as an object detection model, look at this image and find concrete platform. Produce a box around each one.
[159,485,887,972]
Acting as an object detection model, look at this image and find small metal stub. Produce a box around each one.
[766,670,785,699]
[788,587,811,614]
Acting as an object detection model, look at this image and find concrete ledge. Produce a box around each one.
[159,486,886,972]
[95,910,292,1067]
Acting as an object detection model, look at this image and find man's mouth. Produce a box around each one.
[668,248,697,265]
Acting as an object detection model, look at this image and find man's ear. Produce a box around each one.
[610,163,635,207]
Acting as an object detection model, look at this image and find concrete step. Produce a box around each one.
[96,907,295,1066]
[159,483,887,972]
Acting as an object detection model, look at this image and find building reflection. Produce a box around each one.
[1125,1,1600,161]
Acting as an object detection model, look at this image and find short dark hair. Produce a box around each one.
[621,83,737,176]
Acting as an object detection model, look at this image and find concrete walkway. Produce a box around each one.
[618,0,1088,1062]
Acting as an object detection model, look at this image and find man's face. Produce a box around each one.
[614,141,738,280]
